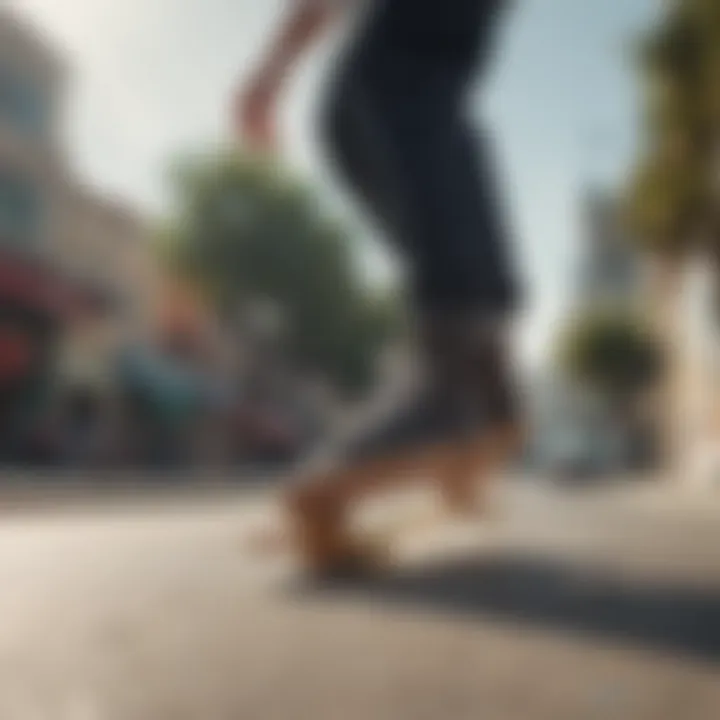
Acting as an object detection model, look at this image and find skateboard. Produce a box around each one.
[248,423,522,576]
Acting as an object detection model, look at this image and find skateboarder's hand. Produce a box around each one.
[232,2,341,154]
[235,71,279,154]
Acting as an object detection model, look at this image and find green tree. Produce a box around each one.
[160,151,400,395]
[623,0,720,467]
[558,308,664,414]
[625,0,720,259]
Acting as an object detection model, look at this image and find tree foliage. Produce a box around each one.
[624,0,720,256]
[160,151,400,395]
[558,308,664,404]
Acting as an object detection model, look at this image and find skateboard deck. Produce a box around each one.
[247,498,472,576]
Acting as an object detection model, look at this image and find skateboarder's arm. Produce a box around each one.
[254,1,343,90]
[236,1,347,148]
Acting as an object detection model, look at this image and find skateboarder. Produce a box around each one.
[235,0,522,573]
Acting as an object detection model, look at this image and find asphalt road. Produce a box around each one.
[0,478,719,719]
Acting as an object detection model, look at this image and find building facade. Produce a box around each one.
[575,189,644,310]
[529,188,659,477]
[0,6,156,456]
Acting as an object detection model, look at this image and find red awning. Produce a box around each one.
[0,247,109,320]
[0,325,33,383]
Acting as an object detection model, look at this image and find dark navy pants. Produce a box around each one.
[322,0,519,315]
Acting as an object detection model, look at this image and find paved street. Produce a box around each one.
[0,478,719,719]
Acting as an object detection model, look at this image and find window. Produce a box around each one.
[0,67,48,136]
[0,171,41,244]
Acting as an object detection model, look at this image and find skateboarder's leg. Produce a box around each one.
[285,317,521,571]
[287,0,521,572]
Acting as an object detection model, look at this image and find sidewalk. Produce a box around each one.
[0,467,284,514]
[0,475,718,720]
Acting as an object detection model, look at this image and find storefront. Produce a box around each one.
[0,246,106,460]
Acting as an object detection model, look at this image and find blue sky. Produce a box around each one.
[12,0,657,364]
[485,0,656,361]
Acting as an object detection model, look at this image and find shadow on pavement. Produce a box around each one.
[296,553,720,663]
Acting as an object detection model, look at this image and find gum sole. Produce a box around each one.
[243,423,524,574]
[290,424,524,574]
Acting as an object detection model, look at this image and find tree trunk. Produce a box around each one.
[645,252,719,485]
[681,252,720,487]
[642,255,685,479]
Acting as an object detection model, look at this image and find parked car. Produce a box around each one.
[536,424,615,483]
